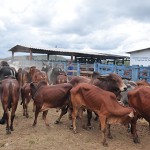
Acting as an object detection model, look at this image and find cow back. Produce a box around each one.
[128,86,150,122]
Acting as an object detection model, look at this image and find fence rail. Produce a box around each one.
[12,60,150,82]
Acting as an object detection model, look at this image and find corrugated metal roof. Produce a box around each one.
[127,48,150,53]
[9,45,129,59]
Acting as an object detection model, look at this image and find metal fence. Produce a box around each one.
[12,60,150,82]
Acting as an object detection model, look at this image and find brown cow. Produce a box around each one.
[136,80,150,86]
[0,77,19,134]
[69,73,127,128]
[56,71,67,84]
[30,81,72,126]
[17,67,30,90]
[21,83,32,118]
[30,66,49,84]
[70,83,135,146]
[128,86,150,143]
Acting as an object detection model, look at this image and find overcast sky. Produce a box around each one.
[0,0,150,58]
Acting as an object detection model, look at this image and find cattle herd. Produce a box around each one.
[0,60,150,147]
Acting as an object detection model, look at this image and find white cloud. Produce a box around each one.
[0,0,150,58]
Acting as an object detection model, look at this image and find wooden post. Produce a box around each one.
[63,62,67,72]
[29,49,33,60]
[132,65,139,81]
[11,51,14,62]
[47,54,49,61]
[71,54,73,62]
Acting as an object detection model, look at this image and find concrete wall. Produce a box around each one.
[130,49,150,66]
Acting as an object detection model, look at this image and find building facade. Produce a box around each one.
[128,49,150,66]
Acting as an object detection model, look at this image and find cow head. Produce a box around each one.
[30,81,47,99]
[94,73,127,96]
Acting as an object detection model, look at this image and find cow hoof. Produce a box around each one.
[10,127,14,131]
[82,125,88,130]
[69,125,73,129]
[107,135,113,139]
[87,125,92,130]
[54,120,60,124]
[133,138,140,144]
[6,130,11,135]
[32,123,36,127]
[73,129,78,134]
[102,142,108,147]
[0,120,5,125]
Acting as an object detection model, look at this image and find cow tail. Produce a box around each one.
[8,82,13,111]
[20,88,24,105]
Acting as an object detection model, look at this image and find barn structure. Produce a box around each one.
[127,48,150,66]
[9,45,129,64]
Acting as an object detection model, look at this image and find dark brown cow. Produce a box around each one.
[128,86,150,143]
[0,77,19,134]
[70,83,135,146]
[56,71,67,84]
[30,81,72,126]
[21,83,32,118]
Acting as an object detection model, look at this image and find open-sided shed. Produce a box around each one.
[9,45,129,64]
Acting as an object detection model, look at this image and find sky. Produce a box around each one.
[1,0,150,58]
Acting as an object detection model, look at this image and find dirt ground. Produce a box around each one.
[0,101,150,150]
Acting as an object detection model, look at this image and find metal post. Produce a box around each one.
[77,61,80,76]
[94,61,98,72]
[132,65,139,81]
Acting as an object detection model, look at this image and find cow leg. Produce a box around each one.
[55,105,68,124]
[87,109,92,129]
[23,101,26,116]
[25,100,30,118]
[5,111,11,134]
[42,110,49,126]
[99,115,108,147]
[130,116,140,143]
[72,107,78,134]
[78,108,86,129]
[10,111,15,131]
[32,101,36,112]
[94,112,99,121]
[0,112,6,124]
[32,107,40,127]
[107,124,113,139]
[10,103,18,131]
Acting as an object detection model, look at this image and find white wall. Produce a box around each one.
[130,50,150,66]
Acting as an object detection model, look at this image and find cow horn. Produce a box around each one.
[128,111,134,118]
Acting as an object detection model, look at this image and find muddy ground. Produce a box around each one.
[0,101,150,150]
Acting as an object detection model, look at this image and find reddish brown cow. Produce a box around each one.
[0,77,19,134]
[30,81,72,126]
[70,83,135,146]
[29,66,49,84]
[17,67,30,90]
[128,86,150,143]
[69,73,127,128]
[21,83,32,118]
[136,80,150,86]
